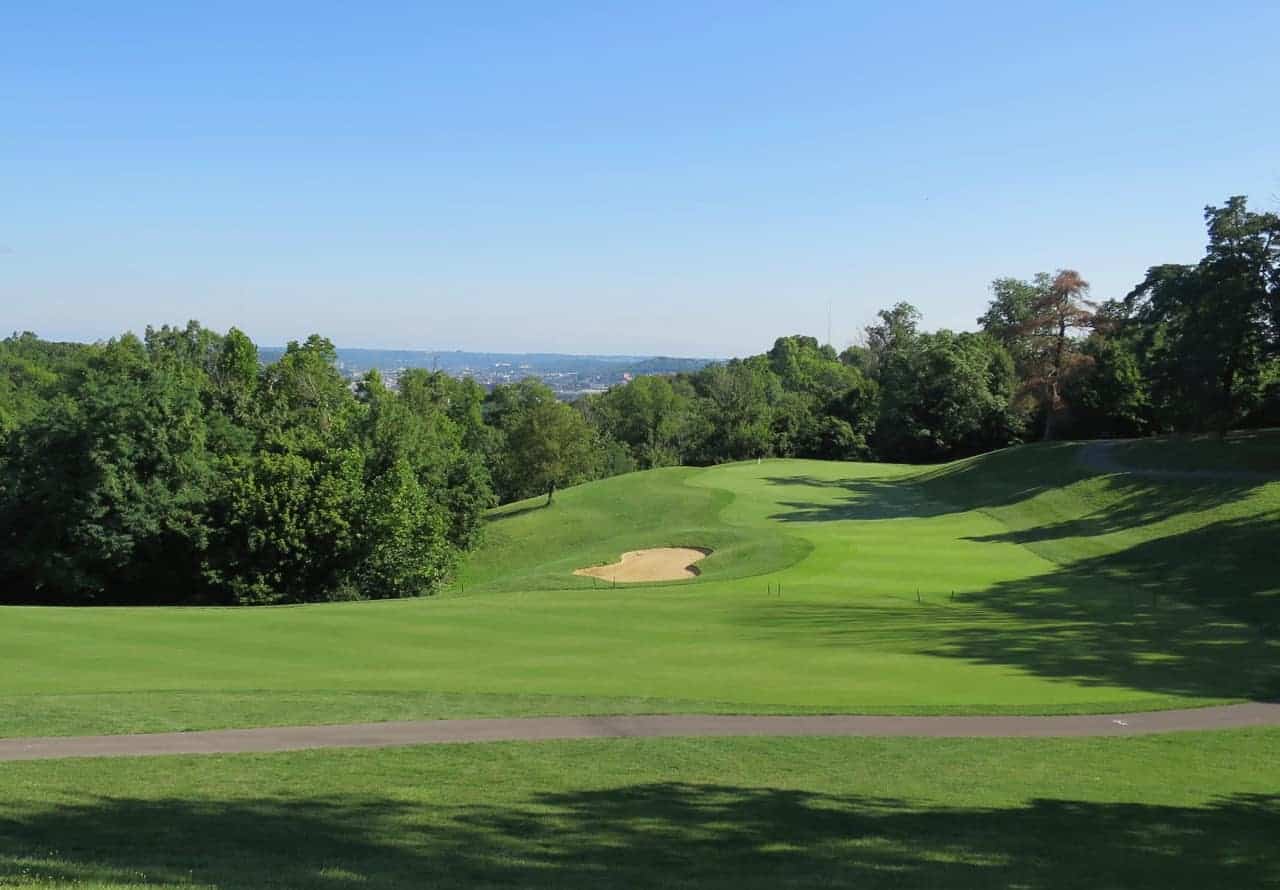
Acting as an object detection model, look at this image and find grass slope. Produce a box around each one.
[1106,427,1280,473]
[460,466,811,592]
[2,438,1277,736]
[1,730,1277,889]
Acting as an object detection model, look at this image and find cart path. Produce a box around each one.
[2,703,1278,761]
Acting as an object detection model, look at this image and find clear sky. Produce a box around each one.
[3,2,1278,357]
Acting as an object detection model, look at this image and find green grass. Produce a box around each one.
[2,440,1277,737]
[1106,427,1280,473]
[1,730,1278,888]
[461,466,812,592]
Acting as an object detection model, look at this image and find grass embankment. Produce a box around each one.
[2,437,1277,736]
[1,730,1277,889]
[1106,427,1280,473]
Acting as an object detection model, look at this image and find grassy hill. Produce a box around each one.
[1,435,1277,737]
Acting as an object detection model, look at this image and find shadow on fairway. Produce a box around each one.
[960,479,1267,547]
[933,513,1280,700]
[757,451,1279,702]
[765,464,1264,535]
[765,476,955,522]
[2,784,1276,889]
[739,513,1280,702]
[762,443,1095,525]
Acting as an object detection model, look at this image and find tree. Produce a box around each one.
[862,302,921,379]
[1061,331,1150,438]
[591,374,690,468]
[874,330,1021,461]
[691,359,776,462]
[1127,197,1279,436]
[505,396,598,504]
[1019,270,1096,440]
[0,335,212,603]
[978,275,1048,377]
[351,457,454,599]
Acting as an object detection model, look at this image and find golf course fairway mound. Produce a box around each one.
[0,433,1277,739]
[574,547,711,582]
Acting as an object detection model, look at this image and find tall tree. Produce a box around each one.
[593,374,689,468]
[861,302,921,379]
[873,329,1020,460]
[506,397,598,504]
[691,359,777,462]
[1019,269,1096,439]
[978,274,1049,377]
[1127,197,1279,436]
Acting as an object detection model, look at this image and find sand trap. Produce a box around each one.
[574,547,710,583]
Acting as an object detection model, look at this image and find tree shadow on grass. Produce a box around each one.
[1,784,1277,889]
[936,514,1280,700]
[961,479,1267,548]
[764,476,955,522]
[487,501,551,523]
[962,513,1280,633]
[763,469,1264,535]
[755,455,1279,701]
[736,514,1280,702]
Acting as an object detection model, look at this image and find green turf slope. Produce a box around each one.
[1,438,1276,736]
[1,729,1277,889]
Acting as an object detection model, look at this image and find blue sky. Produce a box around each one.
[3,2,1278,356]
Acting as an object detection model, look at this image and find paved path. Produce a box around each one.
[1078,440,1277,482]
[2,703,1278,761]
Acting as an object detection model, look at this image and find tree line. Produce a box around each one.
[1,195,1275,605]
[584,196,1277,470]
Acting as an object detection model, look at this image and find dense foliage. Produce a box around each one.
[1,195,1275,605]
[0,330,495,605]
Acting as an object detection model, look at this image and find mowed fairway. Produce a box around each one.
[3,439,1278,737]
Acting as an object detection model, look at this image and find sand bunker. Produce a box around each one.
[574,547,710,583]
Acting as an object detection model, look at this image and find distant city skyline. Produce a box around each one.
[4,2,1278,356]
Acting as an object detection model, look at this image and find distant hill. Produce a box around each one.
[257,346,715,378]
[255,346,716,396]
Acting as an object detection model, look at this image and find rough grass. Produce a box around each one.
[2,439,1277,737]
[1,729,1277,889]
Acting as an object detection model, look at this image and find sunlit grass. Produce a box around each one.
[2,440,1276,737]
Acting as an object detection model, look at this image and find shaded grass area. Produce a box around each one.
[1107,428,1280,474]
[1,731,1278,889]
[907,443,1280,699]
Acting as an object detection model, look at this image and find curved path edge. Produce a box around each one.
[3,703,1279,761]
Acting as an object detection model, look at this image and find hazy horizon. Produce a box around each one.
[4,2,1278,355]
